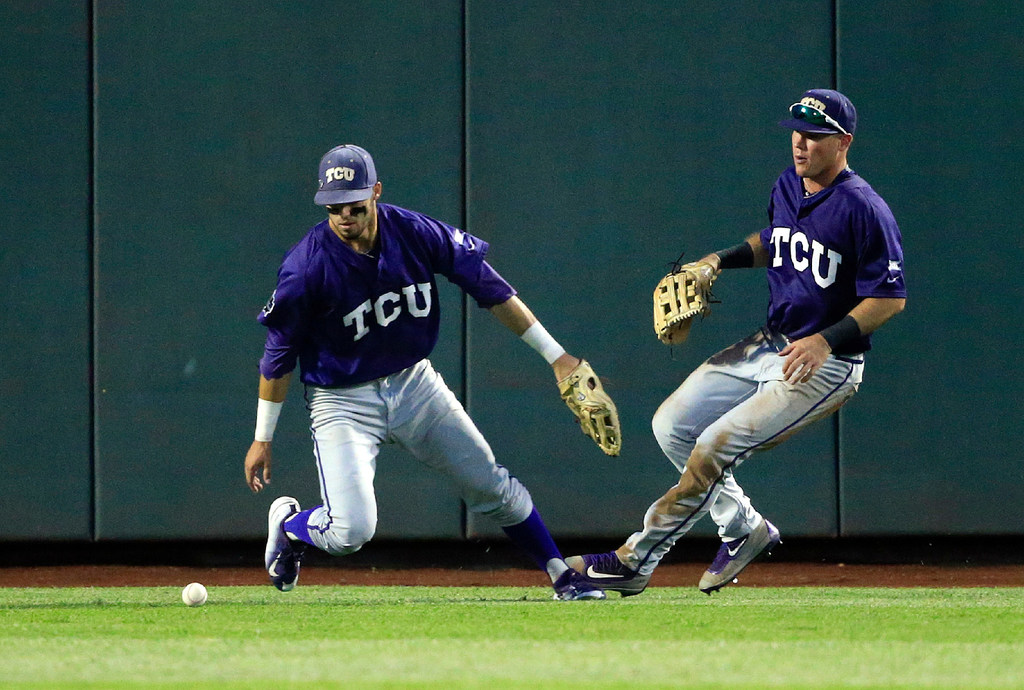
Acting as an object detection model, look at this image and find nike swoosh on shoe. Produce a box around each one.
[727,538,747,557]
[587,565,628,580]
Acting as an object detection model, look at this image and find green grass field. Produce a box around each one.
[1,585,1022,689]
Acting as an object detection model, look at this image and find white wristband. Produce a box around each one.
[255,398,284,442]
[521,322,566,365]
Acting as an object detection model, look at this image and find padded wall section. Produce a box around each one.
[93,3,465,539]
[465,2,840,540]
[838,2,1024,534]
[0,3,92,539]
[9,2,1018,546]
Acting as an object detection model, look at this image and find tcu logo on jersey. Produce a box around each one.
[769,227,843,288]
[343,283,433,341]
[324,166,356,183]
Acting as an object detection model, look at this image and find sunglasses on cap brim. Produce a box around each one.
[789,103,850,136]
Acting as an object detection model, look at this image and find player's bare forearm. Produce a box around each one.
[848,297,906,335]
[748,234,770,268]
[488,295,536,336]
[259,372,293,402]
[490,296,581,380]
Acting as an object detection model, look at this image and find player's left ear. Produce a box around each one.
[838,133,853,151]
[372,181,383,200]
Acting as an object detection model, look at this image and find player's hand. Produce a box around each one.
[244,440,273,493]
[779,334,831,384]
[699,253,724,276]
[551,352,582,382]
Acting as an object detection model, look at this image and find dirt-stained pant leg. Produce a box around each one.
[619,331,861,575]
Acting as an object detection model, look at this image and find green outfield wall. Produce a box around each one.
[2,1,1020,542]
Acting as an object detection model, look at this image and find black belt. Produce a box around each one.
[760,327,790,352]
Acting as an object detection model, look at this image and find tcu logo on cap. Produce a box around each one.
[325,166,356,183]
[799,96,827,112]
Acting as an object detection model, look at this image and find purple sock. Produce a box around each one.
[501,507,563,571]
[283,507,317,547]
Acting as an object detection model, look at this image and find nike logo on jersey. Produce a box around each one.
[586,565,627,579]
[261,290,277,317]
[769,227,843,288]
[886,259,902,284]
[343,282,433,341]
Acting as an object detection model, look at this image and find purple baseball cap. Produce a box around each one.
[779,89,857,136]
[314,144,378,206]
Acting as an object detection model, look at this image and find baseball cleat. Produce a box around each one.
[699,519,781,595]
[552,568,607,601]
[265,496,306,592]
[565,551,650,597]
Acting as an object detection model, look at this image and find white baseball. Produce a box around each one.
[181,582,208,607]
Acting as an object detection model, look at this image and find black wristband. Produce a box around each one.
[819,315,861,351]
[715,242,755,269]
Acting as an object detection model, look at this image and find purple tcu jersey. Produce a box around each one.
[258,203,515,386]
[759,167,906,354]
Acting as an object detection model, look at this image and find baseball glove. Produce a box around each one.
[557,360,621,456]
[653,260,717,345]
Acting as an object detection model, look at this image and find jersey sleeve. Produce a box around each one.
[464,259,517,307]
[421,216,516,307]
[256,247,311,379]
[851,192,907,299]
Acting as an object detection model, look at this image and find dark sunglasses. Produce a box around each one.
[326,201,370,216]
[789,103,849,136]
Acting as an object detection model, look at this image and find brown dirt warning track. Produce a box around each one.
[3,562,1023,588]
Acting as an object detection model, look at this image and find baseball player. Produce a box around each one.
[568,89,907,595]
[244,144,609,601]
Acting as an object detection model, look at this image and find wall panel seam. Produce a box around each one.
[88,0,98,543]
[459,0,471,539]
[833,0,843,537]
